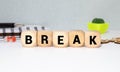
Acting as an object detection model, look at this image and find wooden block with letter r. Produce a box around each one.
[85,31,101,48]
[69,30,85,47]
[53,31,68,48]
[21,30,37,47]
[37,31,53,47]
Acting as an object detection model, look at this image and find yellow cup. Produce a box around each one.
[88,22,109,34]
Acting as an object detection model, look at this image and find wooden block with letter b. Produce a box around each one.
[21,30,37,47]
[85,31,101,48]
[53,31,68,48]
[37,31,53,47]
[69,30,85,47]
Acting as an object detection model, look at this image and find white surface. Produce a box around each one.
[0,31,120,72]
[0,42,120,72]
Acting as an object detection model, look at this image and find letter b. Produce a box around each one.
[25,35,32,44]
[21,31,37,47]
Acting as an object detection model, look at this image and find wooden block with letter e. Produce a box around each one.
[53,31,68,48]
[37,31,53,47]
[69,30,85,47]
[21,30,37,47]
[85,31,101,48]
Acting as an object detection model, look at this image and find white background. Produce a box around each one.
[0,0,120,30]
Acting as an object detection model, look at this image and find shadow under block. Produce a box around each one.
[37,31,53,47]
[53,31,68,47]
[69,30,85,47]
[21,30,37,47]
[85,31,101,48]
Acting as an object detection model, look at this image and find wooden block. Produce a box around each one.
[37,31,53,47]
[53,31,68,47]
[85,31,101,48]
[69,30,85,47]
[21,30,37,47]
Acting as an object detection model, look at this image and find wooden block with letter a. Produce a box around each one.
[69,30,85,47]
[21,30,37,47]
[85,31,101,48]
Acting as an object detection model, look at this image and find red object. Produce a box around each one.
[11,36,16,42]
[5,36,16,42]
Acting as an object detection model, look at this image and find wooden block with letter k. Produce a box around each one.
[85,31,101,48]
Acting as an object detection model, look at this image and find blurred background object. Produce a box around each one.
[88,18,109,34]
